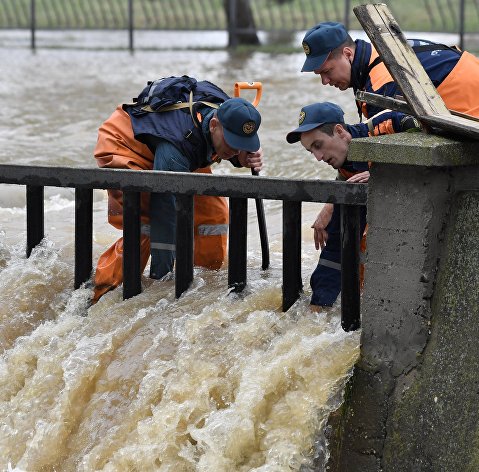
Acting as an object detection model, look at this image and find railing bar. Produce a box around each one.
[228,197,248,292]
[340,204,361,331]
[123,191,142,300]
[74,188,93,289]
[175,193,194,298]
[26,185,44,257]
[0,165,367,205]
[282,200,302,312]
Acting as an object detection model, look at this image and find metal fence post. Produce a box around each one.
[459,0,465,51]
[128,0,134,52]
[123,191,141,299]
[340,204,361,331]
[228,197,247,291]
[75,188,93,289]
[344,0,351,31]
[282,200,302,311]
[228,0,238,48]
[175,194,194,298]
[30,0,36,50]
[26,185,44,257]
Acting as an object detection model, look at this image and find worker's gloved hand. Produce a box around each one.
[400,115,422,132]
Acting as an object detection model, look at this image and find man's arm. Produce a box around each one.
[348,111,421,138]
[312,203,334,250]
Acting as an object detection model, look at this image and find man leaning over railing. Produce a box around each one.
[92,76,263,303]
[286,101,419,312]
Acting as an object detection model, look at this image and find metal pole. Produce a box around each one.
[26,185,44,257]
[340,204,361,331]
[30,0,36,50]
[123,191,141,299]
[282,200,302,312]
[344,0,351,30]
[228,0,238,49]
[128,0,134,52]
[459,0,465,51]
[74,188,93,289]
[228,197,248,292]
[175,194,194,298]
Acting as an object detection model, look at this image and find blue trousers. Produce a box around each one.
[310,204,367,306]
[150,140,193,279]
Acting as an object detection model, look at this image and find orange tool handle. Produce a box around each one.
[234,81,263,107]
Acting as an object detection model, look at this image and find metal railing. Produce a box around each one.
[0,164,367,331]
[0,0,477,51]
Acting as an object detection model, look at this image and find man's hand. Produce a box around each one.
[312,203,334,250]
[400,115,422,132]
[346,171,369,183]
[237,148,263,172]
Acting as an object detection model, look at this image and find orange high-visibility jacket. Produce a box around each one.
[93,105,228,302]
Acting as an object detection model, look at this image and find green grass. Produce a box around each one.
[1,0,478,34]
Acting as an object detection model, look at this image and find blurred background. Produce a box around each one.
[1,0,478,51]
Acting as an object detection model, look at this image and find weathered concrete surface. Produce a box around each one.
[326,133,479,471]
[383,191,479,471]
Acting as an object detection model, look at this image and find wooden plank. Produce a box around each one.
[357,91,479,124]
[353,3,479,140]
[420,115,479,140]
[354,3,450,117]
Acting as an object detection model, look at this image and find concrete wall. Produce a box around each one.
[327,133,479,471]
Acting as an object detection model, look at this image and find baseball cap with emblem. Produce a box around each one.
[286,102,344,144]
[217,97,261,152]
[301,22,348,72]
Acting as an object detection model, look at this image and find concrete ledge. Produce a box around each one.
[349,133,479,167]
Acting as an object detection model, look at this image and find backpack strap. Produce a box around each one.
[140,90,221,128]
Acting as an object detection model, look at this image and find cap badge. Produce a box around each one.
[302,41,311,55]
[298,111,306,125]
[243,121,256,135]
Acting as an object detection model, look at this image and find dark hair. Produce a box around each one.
[330,36,356,58]
[318,123,339,136]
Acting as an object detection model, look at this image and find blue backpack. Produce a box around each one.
[128,75,230,125]
[124,76,231,167]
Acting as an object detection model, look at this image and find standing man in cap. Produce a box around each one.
[93,76,263,303]
[286,101,417,311]
[300,21,479,121]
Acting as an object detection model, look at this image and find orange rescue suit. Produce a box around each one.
[363,48,479,119]
[93,106,228,302]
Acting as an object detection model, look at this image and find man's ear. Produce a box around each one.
[209,115,219,133]
[335,123,346,136]
[343,46,354,62]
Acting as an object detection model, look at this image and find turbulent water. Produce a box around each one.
[0,29,371,471]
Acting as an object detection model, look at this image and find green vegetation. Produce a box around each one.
[1,0,478,34]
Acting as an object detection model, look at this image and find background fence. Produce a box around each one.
[1,0,478,34]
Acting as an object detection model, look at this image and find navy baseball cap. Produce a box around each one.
[301,22,348,72]
[286,102,344,143]
[217,98,261,152]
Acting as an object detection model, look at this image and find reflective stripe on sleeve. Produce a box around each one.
[141,223,150,236]
[318,259,341,271]
[198,224,228,236]
[150,242,176,251]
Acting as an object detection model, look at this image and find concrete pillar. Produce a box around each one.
[327,133,479,471]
